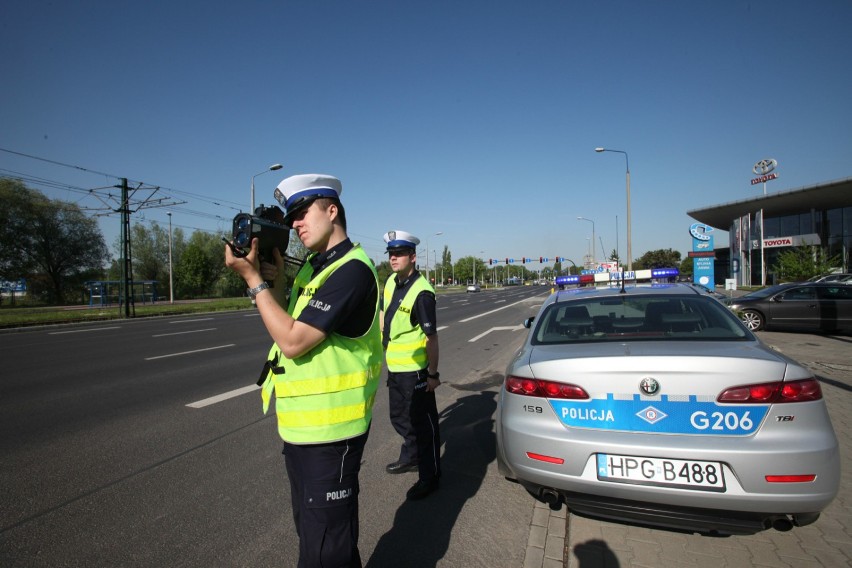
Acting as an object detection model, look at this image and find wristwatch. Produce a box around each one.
[247,282,271,298]
[427,371,440,380]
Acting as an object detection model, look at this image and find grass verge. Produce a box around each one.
[0,298,254,329]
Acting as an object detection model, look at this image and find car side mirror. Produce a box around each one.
[523,316,535,329]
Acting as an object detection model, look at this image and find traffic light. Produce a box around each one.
[539,257,543,263]
[505,258,509,264]
[522,257,526,264]
[489,259,492,265]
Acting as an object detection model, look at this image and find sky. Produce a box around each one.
[2,0,851,272]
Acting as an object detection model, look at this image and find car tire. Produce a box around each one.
[740,309,765,331]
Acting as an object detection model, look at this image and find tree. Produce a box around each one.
[113,222,186,282]
[0,178,109,303]
[376,260,393,289]
[633,249,682,270]
[452,256,487,285]
[772,246,839,283]
[440,245,452,284]
[678,257,694,280]
[176,231,226,298]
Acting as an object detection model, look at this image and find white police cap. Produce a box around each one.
[273,174,343,225]
[383,230,420,252]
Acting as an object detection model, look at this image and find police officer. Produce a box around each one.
[225,174,382,568]
[381,230,442,500]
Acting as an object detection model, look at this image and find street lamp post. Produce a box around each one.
[472,250,484,285]
[433,249,438,285]
[425,232,443,284]
[167,212,174,304]
[251,163,284,213]
[577,216,596,269]
[595,148,631,271]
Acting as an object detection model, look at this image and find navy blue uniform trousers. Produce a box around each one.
[282,429,368,568]
[387,369,442,482]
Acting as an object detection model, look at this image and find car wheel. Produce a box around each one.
[740,309,765,331]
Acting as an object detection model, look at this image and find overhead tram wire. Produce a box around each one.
[0,147,244,213]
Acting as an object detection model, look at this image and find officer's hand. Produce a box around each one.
[426,377,441,392]
[225,237,261,281]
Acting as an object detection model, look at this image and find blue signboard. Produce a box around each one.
[550,393,767,436]
[689,223,715,286]
[0,279,27,293]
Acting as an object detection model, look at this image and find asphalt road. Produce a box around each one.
[0,285,549,567]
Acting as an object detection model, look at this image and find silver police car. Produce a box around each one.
[496,282,840,535]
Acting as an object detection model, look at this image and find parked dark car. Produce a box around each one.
[807,273,852,283]
[727,283,852,332]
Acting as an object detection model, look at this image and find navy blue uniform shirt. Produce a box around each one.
[295,239,378,338]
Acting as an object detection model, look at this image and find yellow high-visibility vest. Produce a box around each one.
[260,244,382,444]
[383,273,434,372]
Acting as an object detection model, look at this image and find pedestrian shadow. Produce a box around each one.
[572,539,620,567]
[366,389,497,568]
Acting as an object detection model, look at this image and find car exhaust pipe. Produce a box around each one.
[539,488,562,509]
[770,516,794,532]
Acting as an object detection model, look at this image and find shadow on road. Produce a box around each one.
[573,538,621,567]
[366,389,497,568]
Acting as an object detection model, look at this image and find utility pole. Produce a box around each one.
[120,178,133,318]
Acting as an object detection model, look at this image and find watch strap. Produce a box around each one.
[248,282,271,298]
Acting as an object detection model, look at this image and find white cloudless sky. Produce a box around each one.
[2,0,851,269]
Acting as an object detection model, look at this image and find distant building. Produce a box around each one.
[688,177,852,286]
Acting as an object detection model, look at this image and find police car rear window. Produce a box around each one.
[532,295,750,344]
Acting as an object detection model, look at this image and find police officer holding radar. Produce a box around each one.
[382,230,442,501]
[225,173,382,568]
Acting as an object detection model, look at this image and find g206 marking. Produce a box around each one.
[690,411,754,431]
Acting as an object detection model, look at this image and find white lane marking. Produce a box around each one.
[494,300,506,304]
[243,313,261,317]
[437,326,449,331]
[459,297,534,322]
[49,326,121,335]
[145,344,235,360]
[152,328,216,338]
[187,385,259,408]
[170,318,214,324]
[469,325,524,342]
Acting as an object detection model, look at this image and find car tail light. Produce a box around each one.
[717,378,823,403]
[526,452,565,464]
[765,474,816,483]
[505,376,589,399]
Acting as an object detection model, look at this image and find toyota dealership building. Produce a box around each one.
[687,175,852,286]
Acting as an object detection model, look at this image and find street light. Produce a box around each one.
[595,148,631,271]
[167,212,174,304]
[473,250,484,285]
[251,163,283,213]
[577,216,595,269]
[425,232,443,284]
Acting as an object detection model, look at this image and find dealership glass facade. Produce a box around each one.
[730,206,851,286]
